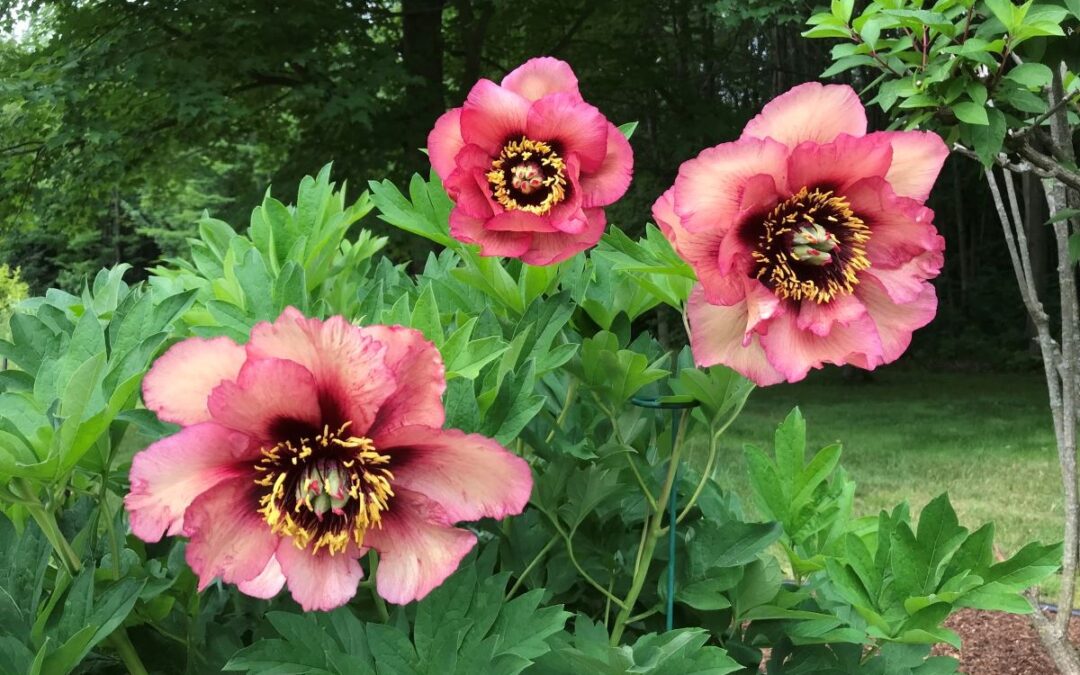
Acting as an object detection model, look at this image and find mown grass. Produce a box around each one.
[690,368,1067,597]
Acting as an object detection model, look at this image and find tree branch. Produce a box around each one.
[1014,141,1080,193]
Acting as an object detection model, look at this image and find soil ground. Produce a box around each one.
[932,609,1080,674]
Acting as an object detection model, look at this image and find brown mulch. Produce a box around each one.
[931,609,1080,674]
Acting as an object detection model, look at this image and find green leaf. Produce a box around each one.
[223,639,335,674]
[691,520,783,569]
[774,407,806,484]
[745,445,787,522]
[1005,62,1053,88]
[792,443,842,509]
[1046,208,1080,226]
[964,107,1007,165]
[369,174,454,249]
[733,558,782,619]
[617,121,638,139]
[979,541,1062,591]
[234,247,275,321]
[821,55,876,78]
[952,101,989,125]
[674,578,736,611]
[985,0,1019,30]
[802,24,854,39]
[52,352,108,473]
[890,521,931,598]
[914,494,969,592]
[831,0,854,22]
[409,284,442,347]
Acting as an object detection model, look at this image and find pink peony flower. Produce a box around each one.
[427,56,633,265]
[125,308,532,611]
[654,82,948,385]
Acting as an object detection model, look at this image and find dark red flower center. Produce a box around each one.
[747,186,870,304]
[486,137,568,215]
[255,422,394,556]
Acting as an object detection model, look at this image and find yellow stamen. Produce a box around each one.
[753,187,870,304]
[254,423,395,556]
[486,137,567,215]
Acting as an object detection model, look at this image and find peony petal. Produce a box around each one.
[844,178,941,269]
[686,286,786,386]
[359,325,447,438]
[427,108,466,182]
[673,137,789,233]
[858,276,938,364]
[651,187,680,243]
[580,123,633,208]
[460,80,531,155]
[184,477,277,591]
[207,358,322,442]
[526,93,608,171]
[758,310,882,383]
[443,145,499,219]
[237,555,286,599]
[865,242,944,303]
[449,209,533,257]
[447,169,499,220]
[125,423,253,542]
[741,82,867,148]
[796,294,868,337]
[246,308,397,435]
[655,187,749,306]
[142,337,246,426]
[486,209,559,233]
[276,541,365,611]
[744,281,783,336]
[544,157,586,234]
[501,57,582,102]
[377,425,532,522]
[521,207,606,265]
[786,134,892,193]
[366,488,477,604]
[864,131,949,202]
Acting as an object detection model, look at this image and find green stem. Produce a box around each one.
[109,628,149,675]
[506,534,558,600]
[539,508,628,610]
[15,480,81,575]
[609,412,657,510]
[672,390,753,527]
[622,452,657,512]
[544,379,577,444]
[609,411,689,645]
[627,606,661,624]
[16,480,150,675]
[368,552,390,622]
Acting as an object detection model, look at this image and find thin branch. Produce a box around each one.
[951,143,1045,176]
[538,507,629,610]
[1046,62,1080,639]
[1015,141,1080,193]
[1018,94,1077,138]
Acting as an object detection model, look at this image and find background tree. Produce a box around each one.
[0,0,1050,367]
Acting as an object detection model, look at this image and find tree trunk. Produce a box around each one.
[1023,173,1049,348]
[456,0,492,97]
[401,0,447,174]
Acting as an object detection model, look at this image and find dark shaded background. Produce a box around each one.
[0,0,1044,367]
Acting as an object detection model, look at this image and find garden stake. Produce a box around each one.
[631,396,700,632]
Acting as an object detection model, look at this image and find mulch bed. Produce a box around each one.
[932,609,1080,674]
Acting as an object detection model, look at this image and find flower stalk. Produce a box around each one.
[609,410,689,645]
[12,480,150,675]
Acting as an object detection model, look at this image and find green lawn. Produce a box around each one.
[696,369,1065,592]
